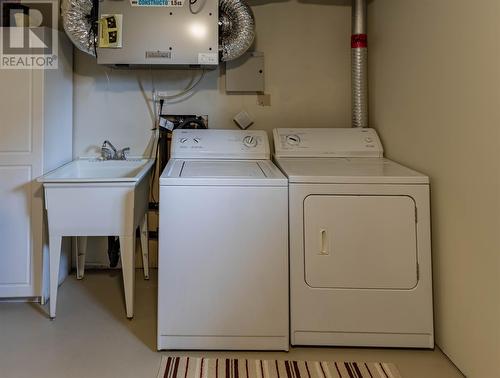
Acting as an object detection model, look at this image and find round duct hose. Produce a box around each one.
[62,0,255,61]
[61,0,96,56]
[351,0,368,128]
[219,0,255,61]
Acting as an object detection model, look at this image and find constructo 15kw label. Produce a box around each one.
[130,0,183,7]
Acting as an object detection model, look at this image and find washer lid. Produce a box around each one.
[160,159,287,186]
[274,157,429,184]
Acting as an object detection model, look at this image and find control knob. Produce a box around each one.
[243,135,258,148]
[286,135,301,146]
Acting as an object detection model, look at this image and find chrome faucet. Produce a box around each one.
[101,140,130,160]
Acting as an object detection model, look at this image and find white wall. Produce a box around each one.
[73,0,353,265]
[74,0,353,158]
[369,1,500,377]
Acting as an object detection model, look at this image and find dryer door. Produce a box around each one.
[304,195,418,289]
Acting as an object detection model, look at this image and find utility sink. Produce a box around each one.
[39,158,154,183]
[37,158,154,320]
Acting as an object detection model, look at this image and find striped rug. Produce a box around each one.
[157,356,402,378]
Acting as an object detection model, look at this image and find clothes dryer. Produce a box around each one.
[273,128,434,348]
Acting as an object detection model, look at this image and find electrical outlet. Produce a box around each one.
[156,91,169,99]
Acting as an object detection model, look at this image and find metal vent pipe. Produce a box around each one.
[219,0,255,61]
[351,0,368,128]
[61,0,96,56]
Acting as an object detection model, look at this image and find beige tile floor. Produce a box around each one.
[0,270,463,378]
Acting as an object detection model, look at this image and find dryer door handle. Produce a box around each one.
[319,229,329,255]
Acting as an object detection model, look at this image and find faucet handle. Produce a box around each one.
[101,146,114,160]
[117,147,130,160]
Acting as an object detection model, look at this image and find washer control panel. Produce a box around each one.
[172,129,270,159]
[273,128,384,158]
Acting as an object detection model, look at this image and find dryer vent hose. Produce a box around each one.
[351,0,368,128]
[218,0,255,61]
[61,0,256,62]
[61,0,96,56]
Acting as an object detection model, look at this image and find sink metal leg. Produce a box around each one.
[76,236,87,280]
[49,234,62,319]
[140,214,149,280]
[119,235,135,319]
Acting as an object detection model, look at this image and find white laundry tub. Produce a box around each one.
[40,158,152,182]
[38,158,154,319]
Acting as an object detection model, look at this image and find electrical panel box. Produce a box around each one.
[226,51,265,92]
[96,0,219,68]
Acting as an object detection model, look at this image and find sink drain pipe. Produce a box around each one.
[351,0,368,128]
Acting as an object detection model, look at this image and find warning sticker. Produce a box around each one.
[130,0,183,7]
[198,53,217,65]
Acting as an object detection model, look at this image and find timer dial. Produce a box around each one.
[286,135,301,146]
[243,136,258,148]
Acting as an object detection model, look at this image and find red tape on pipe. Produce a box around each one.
[351,34,368,48]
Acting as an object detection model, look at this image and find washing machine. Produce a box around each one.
[158,129,289,351]
[273,127,434,348]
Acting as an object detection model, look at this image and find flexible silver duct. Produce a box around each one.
[351,0,368,128]
[61,0,96,56]
[219,0,255,61]
[62,0,254,61]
